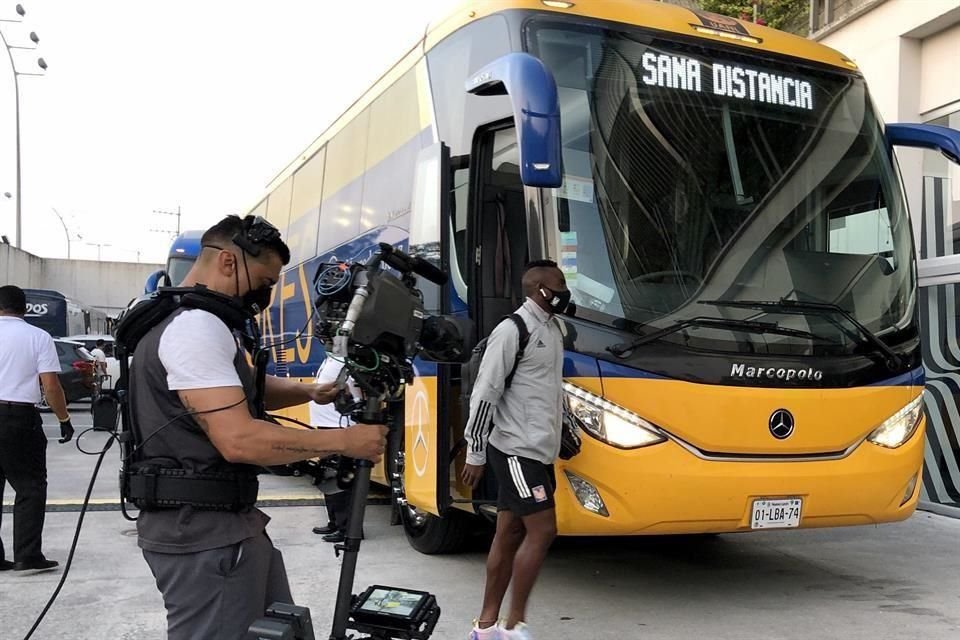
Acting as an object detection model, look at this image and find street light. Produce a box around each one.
[85,242,111,261]
[1,3,48,249]
[50,207,73,259]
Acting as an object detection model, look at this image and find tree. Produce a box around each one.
[698,0,809,35]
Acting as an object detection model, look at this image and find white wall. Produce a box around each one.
[920,22,960,115]
[814,0,960,122]
[813,0,960,241]
[0,243,162,314]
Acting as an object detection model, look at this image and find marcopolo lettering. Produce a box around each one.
[730,363,823,381]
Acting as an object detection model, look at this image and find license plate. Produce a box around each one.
[751,498,802,529]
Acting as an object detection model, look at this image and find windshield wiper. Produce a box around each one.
[607,316,831,357]
[700,298,904,370]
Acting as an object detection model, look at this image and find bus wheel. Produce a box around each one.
[393,450,470,554]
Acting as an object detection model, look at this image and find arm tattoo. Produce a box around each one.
[181,398,211,433]
[271,443,330,456]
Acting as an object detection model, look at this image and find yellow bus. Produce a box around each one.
[252,0,960,553]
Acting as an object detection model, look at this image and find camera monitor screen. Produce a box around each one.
[356,587,429,620]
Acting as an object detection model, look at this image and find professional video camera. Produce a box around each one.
[312,242,470,424]
[250,242,471,640]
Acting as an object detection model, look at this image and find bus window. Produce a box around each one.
[475,126,527,335]
[449,156,470,304]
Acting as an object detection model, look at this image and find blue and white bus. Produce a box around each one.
[144,230,204,293]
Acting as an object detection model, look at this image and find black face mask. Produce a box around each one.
[242,286,272,315]
[232,252,272,316]
[539,286,572,314]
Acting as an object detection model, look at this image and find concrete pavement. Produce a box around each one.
[1,405,322,510]
[0,407,958,639]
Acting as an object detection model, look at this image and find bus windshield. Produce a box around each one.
[530,23,916,357]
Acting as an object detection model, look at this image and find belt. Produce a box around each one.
[0,400,35,407]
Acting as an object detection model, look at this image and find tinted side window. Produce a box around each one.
[318,109,370,252]
[427,15,513,157]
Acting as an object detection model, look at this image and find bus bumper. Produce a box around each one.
[554,417,926,535]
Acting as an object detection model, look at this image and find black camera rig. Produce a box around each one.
[255,242,470,640]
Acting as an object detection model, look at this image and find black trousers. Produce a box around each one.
[324,488,351,531]
[0,405,48,563]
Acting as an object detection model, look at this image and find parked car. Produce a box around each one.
[64,333,119,388]
[38,339,96,409]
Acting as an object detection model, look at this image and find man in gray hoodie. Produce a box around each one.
[462,260,570,640]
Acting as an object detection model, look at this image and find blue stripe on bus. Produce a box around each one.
[597,360,668,380]
[413,359,438,377]
[868,367,925,387]
[563,351,601,378]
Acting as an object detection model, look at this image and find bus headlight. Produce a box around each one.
[867,395,924,449]
[563,383,666,449]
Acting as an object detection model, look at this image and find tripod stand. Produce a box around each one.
[328,456,374,640]
[326,393,439,640]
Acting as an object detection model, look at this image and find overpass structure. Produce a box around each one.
[1,242,162,316]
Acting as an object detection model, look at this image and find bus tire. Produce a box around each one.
[392,441,471,554]
[401,508,470,555]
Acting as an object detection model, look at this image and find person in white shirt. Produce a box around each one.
[130,215,387,640]
[90,339,109,385]
[309,356,363,543]
[0,285,75,574]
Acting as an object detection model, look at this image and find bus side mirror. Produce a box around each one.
[144,269,171,294]
[887,123,960,164]
[466,53,563,188]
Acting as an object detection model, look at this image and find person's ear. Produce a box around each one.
[217,250,236,276]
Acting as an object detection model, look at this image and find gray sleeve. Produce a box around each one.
[464,320,519,466]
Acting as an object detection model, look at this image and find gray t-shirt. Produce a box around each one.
[130,308,268,554]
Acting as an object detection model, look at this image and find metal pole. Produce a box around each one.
[0,28,22,248]
[329,460,373,640]
[14,66,20,249]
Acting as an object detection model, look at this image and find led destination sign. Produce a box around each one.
[640,52,814,111]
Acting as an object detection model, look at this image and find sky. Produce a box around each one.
[0,0,458,264]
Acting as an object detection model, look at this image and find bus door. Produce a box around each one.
[461,123,538,512]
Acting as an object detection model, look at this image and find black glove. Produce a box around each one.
[58,418,75,444]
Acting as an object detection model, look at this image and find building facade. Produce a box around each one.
[811,0,960,516]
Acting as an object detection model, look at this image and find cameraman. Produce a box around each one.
[130,216,387,640]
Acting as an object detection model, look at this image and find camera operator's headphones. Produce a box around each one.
[233,215,281,257]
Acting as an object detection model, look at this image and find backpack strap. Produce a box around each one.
[504,313,530,389]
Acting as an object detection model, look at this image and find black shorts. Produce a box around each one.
[487,445,556,516]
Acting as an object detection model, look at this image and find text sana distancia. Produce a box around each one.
[640,52,814,111]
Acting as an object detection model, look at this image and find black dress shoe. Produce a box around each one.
[0,559,14,571]
[323,530,365,543]
[14,558,59,572]
[312,522,337,535]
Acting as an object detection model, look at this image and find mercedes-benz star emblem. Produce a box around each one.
[769,409,795,440]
